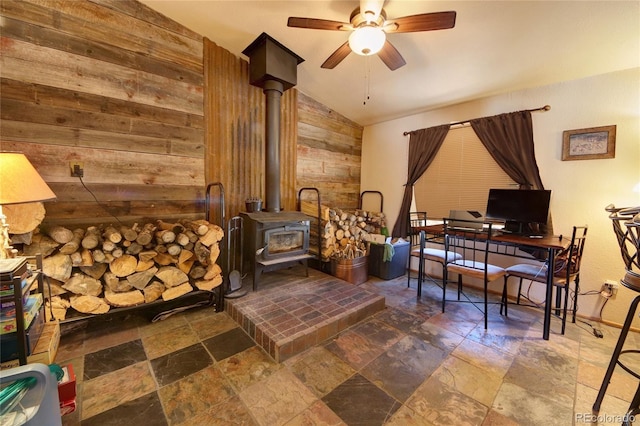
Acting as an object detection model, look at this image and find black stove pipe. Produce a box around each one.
[263,80,283,212]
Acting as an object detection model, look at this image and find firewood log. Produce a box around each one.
[138,250,158,262]
[155,266,188,288]
[194,242,210,265]
[59,228,85,255]
[71,295,110,314]
[178,249,194,265]
[92,249,107,263]
[154,252,176,266]
[62,272,102,296]
[143,282,165,303]
[109,254,137,277]
[80,248,94,266]
[104,289,144,307]
[136,259,155,272]
[126,266,158,290]
[120,226,138,242]
[189,265,206,280]
[184,230,198,243]
[111,248,124,258]
[82,226,101,249]
[203,263,222,281]
[182,220,209,236]
[177,259,194,275]
[46,225,74,244]
[43,253,72,282]
[209,243,220,264]
[70,251,83,267]
[175,233,190,247]
[195,274,222,291]
[156,229,175,244]
[126,242,143,256]
[102,240,116,252]
[80,263,108,280]
[22,233,59,257]
[103,271,126,292]
[157,220,185,234]
[103,226,122,244]
[136,228,153,246]
[167,244,182,257]
[198,224,224,247]
[162,282,192,301]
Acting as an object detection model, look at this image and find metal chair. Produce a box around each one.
[407,212,462,297]
[442,218,506,329]
[502,225,588,334]
[593,205,640,423]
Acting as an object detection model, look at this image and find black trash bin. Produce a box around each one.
[368,239,410,280]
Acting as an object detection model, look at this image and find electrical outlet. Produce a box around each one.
[605,279,619,295]
[70,161,84,178]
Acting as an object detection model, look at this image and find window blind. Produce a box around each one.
[414,125,517,219]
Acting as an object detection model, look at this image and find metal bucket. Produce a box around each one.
[330,256,368,285]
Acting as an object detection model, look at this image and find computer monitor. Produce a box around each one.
[485,189,551,234]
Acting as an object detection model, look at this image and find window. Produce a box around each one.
[414,125,516,218]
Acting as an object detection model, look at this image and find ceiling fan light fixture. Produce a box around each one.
[349,26,385,56]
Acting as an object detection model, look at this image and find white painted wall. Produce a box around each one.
[361,67,640,326]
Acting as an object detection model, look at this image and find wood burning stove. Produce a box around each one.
[240,34,309,290]
[240,211,312,290]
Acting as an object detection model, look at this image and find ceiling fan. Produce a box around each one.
[287,0,456,71]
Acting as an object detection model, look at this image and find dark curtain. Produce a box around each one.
[470,110,551,234]
[470,110,544,190]
[391,124,450,237]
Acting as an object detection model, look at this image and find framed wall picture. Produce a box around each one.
[562,125,616,161]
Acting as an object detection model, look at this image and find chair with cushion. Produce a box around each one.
[502,225,588,335]
[407,212,462,297]
[442,217,506,329]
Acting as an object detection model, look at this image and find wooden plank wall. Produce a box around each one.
[0,0,363,230]
[297,92,363,209]
[0,0,205,227]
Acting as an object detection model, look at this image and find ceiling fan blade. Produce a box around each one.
[385,11,456,33]
[287,17,352,31]
[321,41,352,69]
[377,40,406,71]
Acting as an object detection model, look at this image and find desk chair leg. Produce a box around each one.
[484,280,488,330]
[441,269,447,313]
[500,276,509,317]
[561,283,569,335]
[457,275,462,301]
[593,294,640,413]
[516,278,524,305]
[572,275,580,324]
[554,285,562,317]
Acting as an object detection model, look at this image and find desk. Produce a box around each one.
[415,225,570,340]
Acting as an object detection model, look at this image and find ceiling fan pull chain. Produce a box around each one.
[364,56,371,105]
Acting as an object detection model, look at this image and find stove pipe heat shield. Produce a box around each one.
[242,33,304,212]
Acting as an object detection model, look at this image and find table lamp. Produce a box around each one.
[0,152,57,258]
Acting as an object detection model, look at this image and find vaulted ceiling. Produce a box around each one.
[140,1,640,126]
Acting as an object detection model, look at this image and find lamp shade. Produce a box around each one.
[349,26,386,56]
[0,153,57,205]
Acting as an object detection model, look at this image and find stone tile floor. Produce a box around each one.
[56,268,638,425]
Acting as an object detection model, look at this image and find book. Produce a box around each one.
[0,294,43,335]
[0,310,45,362]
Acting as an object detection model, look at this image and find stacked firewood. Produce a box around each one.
[20,219,224,320]
[301,202,386,261]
